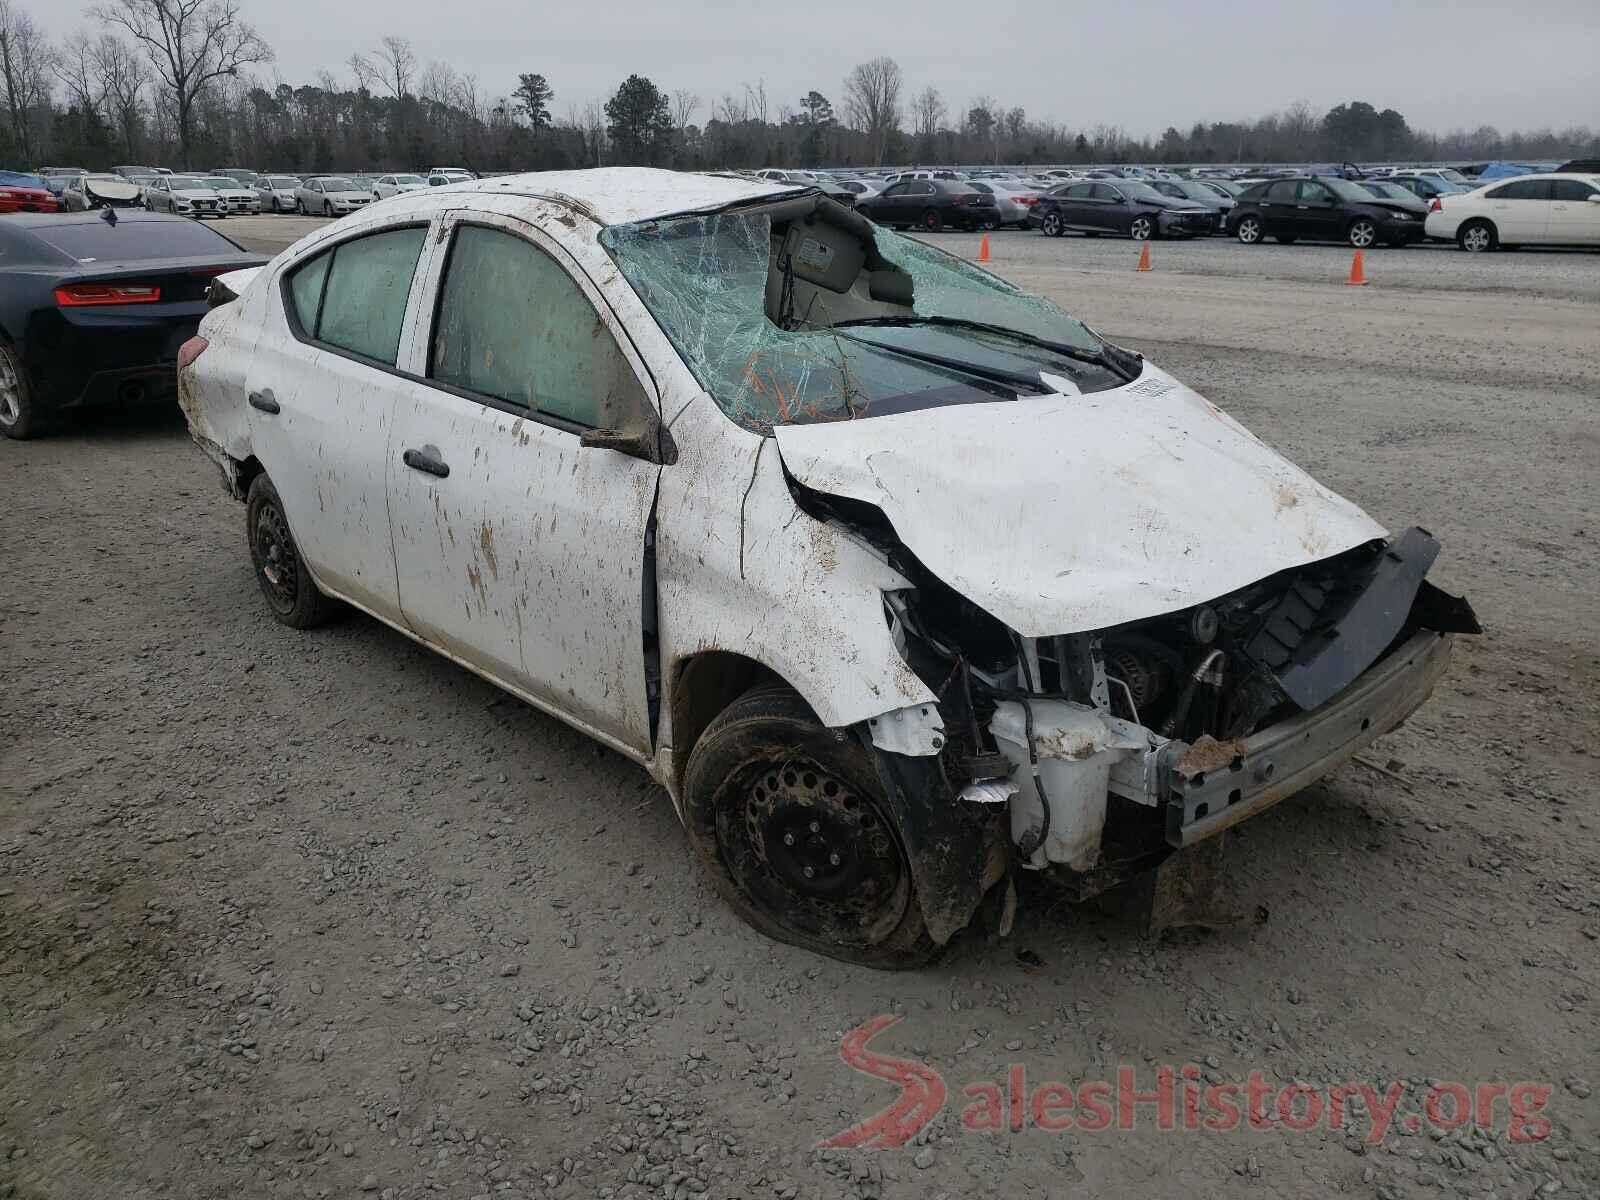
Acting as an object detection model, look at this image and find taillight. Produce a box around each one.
[1018,197,1039,205]
[1428,197,1442,213]
[54,283,162,306]
[177,335,209,371]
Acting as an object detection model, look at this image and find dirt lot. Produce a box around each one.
[3,224,1598,1200]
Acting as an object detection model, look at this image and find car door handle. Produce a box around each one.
[402,447,450,479]
[248,389,279,414]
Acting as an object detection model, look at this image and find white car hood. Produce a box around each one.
[172,189,218,201]
[772,363,1387,636]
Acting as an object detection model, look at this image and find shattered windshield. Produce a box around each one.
[600,203,1120,433]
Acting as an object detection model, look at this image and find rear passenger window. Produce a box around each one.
[1550,179,1598,201]
[285,226,426,366]
[429,224,647,431]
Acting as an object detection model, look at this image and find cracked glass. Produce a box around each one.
[600,209,1107,434]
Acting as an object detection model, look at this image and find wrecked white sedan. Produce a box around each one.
[179,168,1478,967]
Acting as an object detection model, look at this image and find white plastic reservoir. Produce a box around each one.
[990,700,1142,871]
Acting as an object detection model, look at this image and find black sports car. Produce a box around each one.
[0,210,265,438]
[1226,177,1425,248]
[1030,180,1215,240]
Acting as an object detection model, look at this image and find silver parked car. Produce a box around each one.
[295,176,373,217]
[142,174,227,218]
[201,175,262,215]
[372,173,428,200]
[256,175,302,214]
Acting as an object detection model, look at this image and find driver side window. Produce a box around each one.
[429,224,649,432]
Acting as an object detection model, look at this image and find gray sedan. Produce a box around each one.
[293,176,373,217]
[255,175,302,214]
[142,175,227,219]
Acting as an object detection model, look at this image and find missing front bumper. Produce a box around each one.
[1165,630,1454,846]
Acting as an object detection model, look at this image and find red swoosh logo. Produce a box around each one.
[819,1015,946,1149]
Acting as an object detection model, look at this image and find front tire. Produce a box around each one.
[0,340,43,440]
[682,683,940,969]
[1347,218,1378,248]
[919,208,943,232]
[1129,214,1155,240]
[323,201,334,218]
[1458,219,1497,253]
[1236,215,1263,244]
[246,474,336,629]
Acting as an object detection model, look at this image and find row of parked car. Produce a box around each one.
[751,161,1600,251]
[2,165,481,218]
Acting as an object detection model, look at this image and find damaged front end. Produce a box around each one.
[821,481,1479,930]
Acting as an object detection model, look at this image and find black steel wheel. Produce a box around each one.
[246,474,336,628]
[683,683,939,968]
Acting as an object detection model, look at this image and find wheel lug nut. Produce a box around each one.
[783,832,795,846]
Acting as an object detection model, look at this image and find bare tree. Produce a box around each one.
[0,0,56,162]
[671,88,700,131]
[350,35,414,100]
[92,0,271,163]
[911,85,944,140]
[714,90,749,125]
[94,34,146,156]
[842,56,901,165]
[55,32,104,116]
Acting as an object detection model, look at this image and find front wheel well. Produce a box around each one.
[668,651,783,794]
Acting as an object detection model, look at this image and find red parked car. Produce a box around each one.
[0,172,62,214]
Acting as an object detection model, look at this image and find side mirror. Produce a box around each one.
[579,414,677,465]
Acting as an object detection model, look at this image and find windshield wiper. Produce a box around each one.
[834,315,1142,381]
[832,329,1047,393]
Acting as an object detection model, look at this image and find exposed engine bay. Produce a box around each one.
[790,478,1480,898]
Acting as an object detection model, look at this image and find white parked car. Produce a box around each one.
[178,168,1476,967]
[1424,173,1600,251]
[295,176,372,217]
[142,174,227,218]
[256,175,302,213]
[372,173,428,200]
[833,179,882,201]
[201,175,262,215]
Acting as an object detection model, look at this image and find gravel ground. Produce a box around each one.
[3,217,1598,1200]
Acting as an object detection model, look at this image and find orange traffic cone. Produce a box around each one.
[977,233,991,263]
[1136,242,1152,272]
[1346,249,1368,286]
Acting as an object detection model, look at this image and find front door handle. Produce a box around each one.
[402,446,450,479]
[248,388,279,414]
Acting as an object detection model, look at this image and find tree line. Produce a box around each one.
[2,0,1594,174]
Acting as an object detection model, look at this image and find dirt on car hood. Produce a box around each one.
[771,363,1387,635]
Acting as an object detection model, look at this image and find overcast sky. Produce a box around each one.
[48,0,1600,135]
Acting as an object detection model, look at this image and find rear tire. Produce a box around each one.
[1458,219,1497,253]
[0,340,44,440]
[1040,212,1063,237]
[246,474,337,629]
[682,683,940,969]
[919,208,943,232]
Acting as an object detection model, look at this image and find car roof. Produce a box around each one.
[383,167,801,226]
